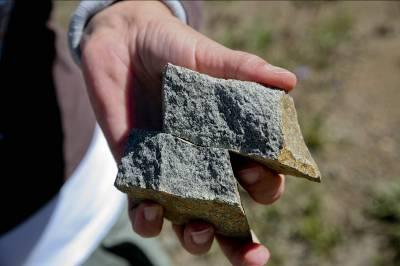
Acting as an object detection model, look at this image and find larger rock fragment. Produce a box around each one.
[162,63,321,182]
[115,130,250,238]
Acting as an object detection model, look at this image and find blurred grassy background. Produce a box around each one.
[55,1,400,265]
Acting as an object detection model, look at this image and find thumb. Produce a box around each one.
[193,38,297,92]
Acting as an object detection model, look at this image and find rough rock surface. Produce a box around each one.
[162,63,321,181]
[115,130,250,238]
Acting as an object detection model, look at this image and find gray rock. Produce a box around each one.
[115,130,250,238]
[162,63,321,181]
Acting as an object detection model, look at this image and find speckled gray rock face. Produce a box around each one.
[163,64,284,160]
[115,130,250,238]
[162,63,321,181]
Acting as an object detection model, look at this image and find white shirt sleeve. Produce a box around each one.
[68,0,187,65]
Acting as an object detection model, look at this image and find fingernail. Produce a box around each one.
[239,168,260,185]
[191,228,213,245]
[143,205,161,221]
[265,64,291,74]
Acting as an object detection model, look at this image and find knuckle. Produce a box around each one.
[232,51,266,79]
[135,225,160,238]
[81,33,107,58]
[239,52,265,66]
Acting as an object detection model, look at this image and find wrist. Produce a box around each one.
[69,0,187,65]
[88,1,176,30]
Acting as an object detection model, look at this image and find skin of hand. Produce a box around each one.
[80,1,296,266]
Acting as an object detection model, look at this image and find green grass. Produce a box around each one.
[220,22,274,56]
[366,181,400,265]
[293,194,342,257]
[315,13,353,53]
[258,185,341,263]
[312,13,353,68]
[367,182,400,223]
[299,113,326,153]
[284,12,353,70]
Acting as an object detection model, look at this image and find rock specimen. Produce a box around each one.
[162,63,321,182]
[115,130,250,238]
[115,63,321,239]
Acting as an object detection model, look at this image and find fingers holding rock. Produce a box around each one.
[237,165,285,205]
[231,154,285,205]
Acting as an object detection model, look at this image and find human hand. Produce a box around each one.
[80,1,296,265]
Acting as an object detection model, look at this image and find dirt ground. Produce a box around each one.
[55,1,400,266]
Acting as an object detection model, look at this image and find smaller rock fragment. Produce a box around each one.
[115,130,250,238]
